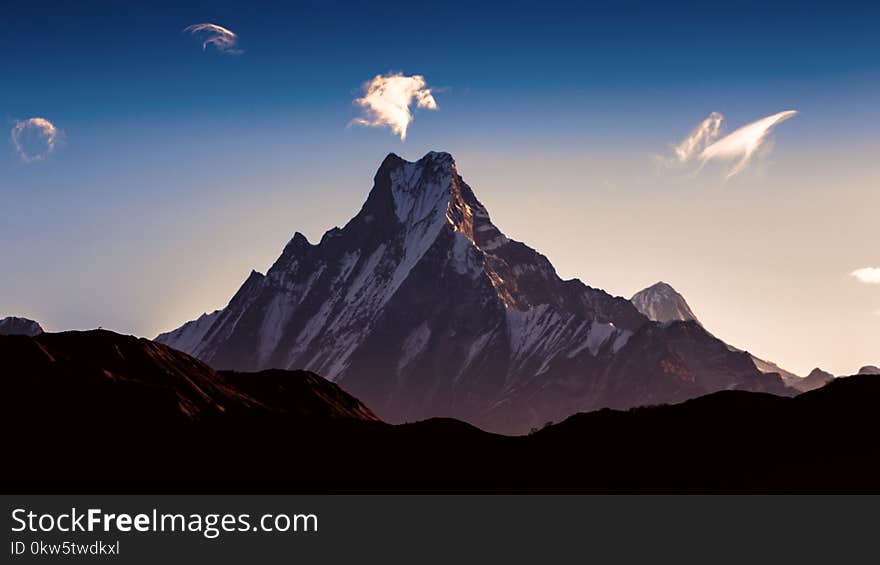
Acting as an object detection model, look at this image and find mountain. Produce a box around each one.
[858,365,880,375]
[792,367,835,392]
[0,316,43,336]
[631,282,700,324]
[5,329,879,492]
[158,151,786,433]
[0,330,378,425]
[630,281,806,387]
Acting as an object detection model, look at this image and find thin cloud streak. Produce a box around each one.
[851,267,880,284]
[352,73,438,140]
[184,23,242,55]
[659,110,797,179]
[10,117,60,163]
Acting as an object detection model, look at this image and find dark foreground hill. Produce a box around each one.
[0,330,378,424]
[3,331,877,493]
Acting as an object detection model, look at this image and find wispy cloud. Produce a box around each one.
[659,110,797,179]
[700,110,797,179]
[184,23,242,55]
[352,73,438,140]
[10,117,61,163]
[851,267,880,284]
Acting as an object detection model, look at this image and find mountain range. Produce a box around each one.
[157,152,789,433]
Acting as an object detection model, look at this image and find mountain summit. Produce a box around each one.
[158,152,785,433]
[0,316,43,336]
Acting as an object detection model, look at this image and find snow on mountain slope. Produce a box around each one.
[159,152,784,433]
[156,310,221,355]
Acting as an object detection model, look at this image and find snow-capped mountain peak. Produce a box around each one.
[630,281,700,325]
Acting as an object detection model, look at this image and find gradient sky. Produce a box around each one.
[2,0,878,375]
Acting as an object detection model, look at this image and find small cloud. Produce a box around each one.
[658,110,797,179]
[10,117,61,163]
[352,73,438,141]
[851,267,880,284]
[184,23,242,55]
[671,112,723,164]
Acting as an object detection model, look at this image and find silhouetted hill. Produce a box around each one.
[1,330,380,428]
[1,330,255,425]
[3,330,878,493]
[221,369,380,421]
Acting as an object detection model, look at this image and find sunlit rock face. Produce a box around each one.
[159,152,784,433]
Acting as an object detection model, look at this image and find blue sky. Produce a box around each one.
[2,0,878,374]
